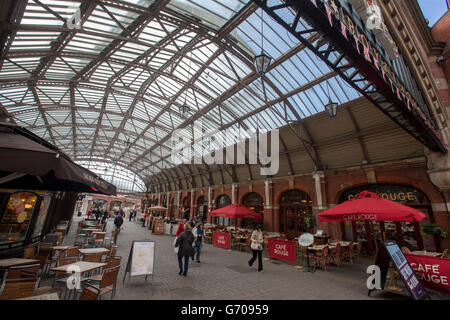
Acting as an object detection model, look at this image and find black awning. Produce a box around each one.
[0,123,116,195]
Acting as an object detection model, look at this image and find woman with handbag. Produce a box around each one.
[248,225,264,272]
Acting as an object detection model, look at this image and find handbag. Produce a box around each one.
[173,237,179,254]
[251,241,262,251]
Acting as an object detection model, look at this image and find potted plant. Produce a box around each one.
[420,223,447,252]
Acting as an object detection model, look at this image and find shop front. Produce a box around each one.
[169,194,178,219]
[214,194,231,226]
[279,189,314,239]
[241,192,264,230]
[109,200,122,212]
[197,195,208,222]
[339,184,438,253]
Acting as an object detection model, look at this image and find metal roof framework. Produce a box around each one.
[0,0,375,192]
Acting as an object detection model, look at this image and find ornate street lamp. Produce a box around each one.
[254,53,272,77]
[179,104,190,119]
[324,80,339,118]
[254,9,271,77]
[324,99,339,118]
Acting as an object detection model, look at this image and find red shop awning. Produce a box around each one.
[209,204,262,220]
[318,191,427,222]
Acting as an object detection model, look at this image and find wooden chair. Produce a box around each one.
[94,233,106,247]
[329,243,342,267]
[6,264,40,279]
[67,247,80,259]
[342,242,354,263]
[23,246,36,259]
[238,236,251,252]
[0,278,40,300]
[35,252,51,275]
[79,287,99,300]
[87,256,121,286]
[82,253,102,263]
[312,246,329,271]
[401,246,411,255]
[109,246,117,257]
[86,266,120,300]
[352,242,361,258]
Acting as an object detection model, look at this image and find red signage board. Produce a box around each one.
[213,232,230,249]
[405,254,450,295]
[268,238,297,264]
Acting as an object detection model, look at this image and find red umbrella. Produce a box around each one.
[209,204,263,220]
[319,191,427,222]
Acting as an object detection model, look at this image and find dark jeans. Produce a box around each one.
[178,255,190,275]
[194,242,202,262]
[249,250,263,271]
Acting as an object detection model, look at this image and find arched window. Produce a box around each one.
[197,196,208,222]
[242,192,264,229]
[279,190,313,238]
[215,194,231,226]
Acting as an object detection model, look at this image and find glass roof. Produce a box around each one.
[0,0,362,184]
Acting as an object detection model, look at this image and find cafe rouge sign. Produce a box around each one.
[340,185,424,203]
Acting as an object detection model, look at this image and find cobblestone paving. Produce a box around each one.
[57,216,449,300]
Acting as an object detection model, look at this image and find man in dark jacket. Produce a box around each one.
[113,214,124,245]
[175,223,195,276]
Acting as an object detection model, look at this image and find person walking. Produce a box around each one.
[193,223,205,263]
[101,210,108,224]
[113,213,124,245]
[175,223,195,276]
[176,219,187,237]
[248,225,264,272]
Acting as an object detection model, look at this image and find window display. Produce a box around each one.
[0,192,38,244]
[32,194,52,239]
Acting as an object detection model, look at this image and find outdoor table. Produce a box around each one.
[51,261,106,273]
[410,251,442,257]
[0,258,39,268]
[92,232,106,235]
[16,291,60,300]
[52,246,71,251]
[78,248,109,255]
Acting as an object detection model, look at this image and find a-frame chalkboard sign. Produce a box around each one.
[123,240,155,285]
[369,241,429,300]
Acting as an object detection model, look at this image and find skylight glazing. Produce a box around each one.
[0,0,362,185]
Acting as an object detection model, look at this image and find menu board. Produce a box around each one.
[372,241,428,300]
[153,219,165,235]
[384,242,427,300]
[130,241,155,277]
[123,240,155,284]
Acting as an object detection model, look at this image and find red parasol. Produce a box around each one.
[209,204,263,220]
[318,191,427,222]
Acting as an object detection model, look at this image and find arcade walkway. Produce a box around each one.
[60,216,448,300]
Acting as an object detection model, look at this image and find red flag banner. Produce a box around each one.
[213,232,230,249]
[405,254,450,295]
[268,238,297,264]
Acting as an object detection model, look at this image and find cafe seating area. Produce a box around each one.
[0,218,121,300]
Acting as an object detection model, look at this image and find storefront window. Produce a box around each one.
[280,190,313,238]
[32,194,51,239]
[215,194,231,226]
[242,192,263,229]
[197,196,208,222]
[0,192,38,245]
[339,184,433,253]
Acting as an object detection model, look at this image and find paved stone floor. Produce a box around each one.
[55,216,449,300]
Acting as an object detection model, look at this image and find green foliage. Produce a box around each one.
[420,224,448,239]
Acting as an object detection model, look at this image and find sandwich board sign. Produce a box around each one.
[369,241,428,300]
[123,240,155,285]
